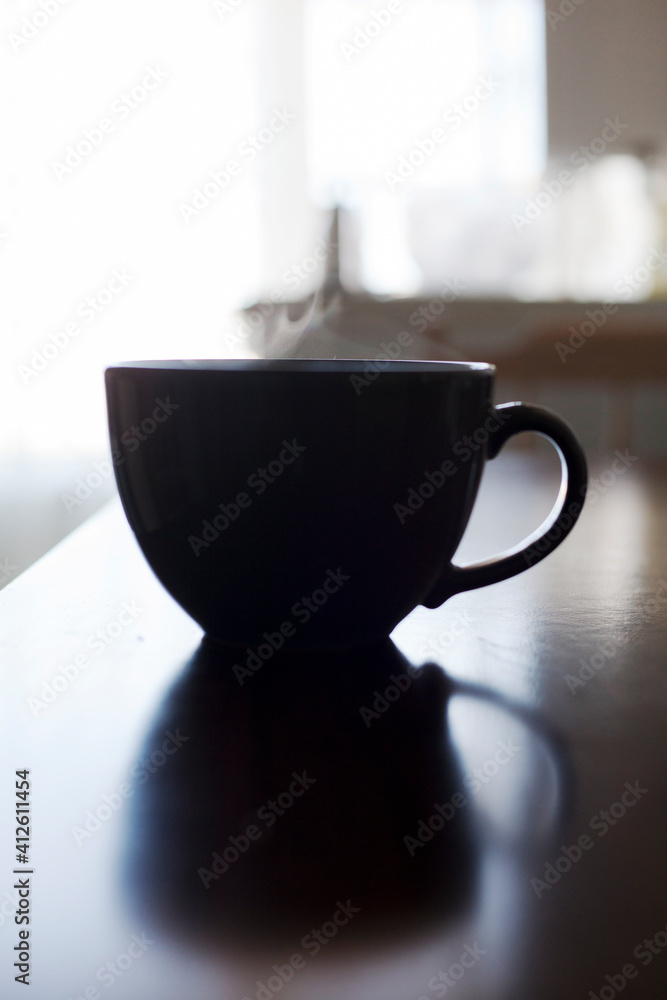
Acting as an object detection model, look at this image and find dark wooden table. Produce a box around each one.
[2,449,666,1000]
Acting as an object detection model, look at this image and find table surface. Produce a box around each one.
[2,449,666,1000]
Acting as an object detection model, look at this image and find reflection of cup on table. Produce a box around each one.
[123,638,570,996]
[123,640,473,950]
[105,360,587,648]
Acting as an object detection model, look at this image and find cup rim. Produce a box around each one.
[105,359,495,374]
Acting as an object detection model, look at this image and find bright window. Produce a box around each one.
[303,0,548,293]
[1,0,549,457]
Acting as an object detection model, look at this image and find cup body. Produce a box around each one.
[105,360,495,647]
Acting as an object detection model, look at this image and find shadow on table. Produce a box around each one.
[122,636,573,958]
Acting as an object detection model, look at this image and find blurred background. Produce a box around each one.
[2,0,667,582]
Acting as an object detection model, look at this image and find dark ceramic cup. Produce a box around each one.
[105,360,587,648]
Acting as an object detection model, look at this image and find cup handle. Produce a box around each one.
[422,402,588,607]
